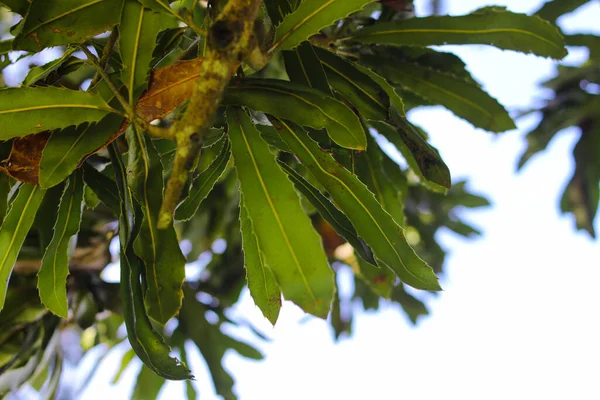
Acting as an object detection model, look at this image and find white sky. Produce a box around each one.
[78,1,600,399]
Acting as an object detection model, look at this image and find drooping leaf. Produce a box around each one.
[273,119,440,291]
[283,42,332,94]
[24,48,77,87]
[264,0,296,26]
[37,171,84,318]
[132,364,166,400]
[82,164,121,214]
[0,87,116,140]
[277,159,376,265]
[13,0,124,52]
[364,56,515,132]
[223,78,366,150]
[175,138,231,221]
[39,115,125,189]
[0,184,47,310]
[227,107,334,318]
[126,127,186,325]
[272,0,375,51]
[371,117,451,191]
[119,0,177,104]
[314,48,389,121]
[109,143,192,380]
[391,284,429,324]
[535,0,589,22]
[239,194,282,325]
[350,6,567,59]
[354,134,405,227]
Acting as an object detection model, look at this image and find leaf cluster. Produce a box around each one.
[0,0,567,398]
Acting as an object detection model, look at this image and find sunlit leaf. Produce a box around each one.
[223,78,366,150]
[0,87,116,140]
[227,107,334,318]
[272,0,375,51]
[273,119,441,291]
[239,194,282,325]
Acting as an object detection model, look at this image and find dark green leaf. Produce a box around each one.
[371,118,451,191]
[175,138,231,222]
[535,0,589,22]
[24,48,77,87]
[224,78,366,150]
[356,252,395,298]
[0,0,29,15]
[273,119,440,291]
[0,174,10,225]
[227,107,335,318]
[0,184,47,310]
[350,6,567,59]
[82,164,121,214]
[13,0,124,52]
[0,87,116,140]
[37,172,84,318]
[392,284,429,324]
[364,57,515,132]
[126,128,186,325]
[283,43,332,94]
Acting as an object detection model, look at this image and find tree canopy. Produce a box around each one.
[0,0,595,398]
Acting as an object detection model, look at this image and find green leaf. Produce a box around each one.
[82,164,121,214]
[109,143,192,381]
[352,60,405,116]
[175,138,231,222]
[13,0,124,52]
[39,115,125,189]
[0,175,10,225]
[364,57,515,132]
[126,128,186,325]
[371,118,451,191]
[0,87,116,140]
[119,0,177,104]
[350,6,567,59]
[535,0,589,22]
[314,48,389,121]
[223,78,366,150]
[283,43,332,94]
[0,0,29,15]
[37,172,84,318]
[277,159,376,265]
[24,48,77,87]
[0,184,47,310]
[227,107,334,318]
[111,349,136,384]
[272,0,375,51]
[355,134,405,227]
[132,365,166,400]
[273,119,441,291]
[356,251,395,298]
[392,284,429,324]
[239,194,282,325]
[264,0,296,26]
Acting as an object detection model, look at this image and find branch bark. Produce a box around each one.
[157,0,265,228]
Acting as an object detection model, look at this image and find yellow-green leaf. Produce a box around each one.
[227,107,334,318]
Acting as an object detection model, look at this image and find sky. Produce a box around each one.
[72,1,600,399]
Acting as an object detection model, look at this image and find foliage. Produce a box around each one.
[519,0,600,237]
[0,0,572,398]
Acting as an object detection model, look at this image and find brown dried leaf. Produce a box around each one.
[1,132,51,184]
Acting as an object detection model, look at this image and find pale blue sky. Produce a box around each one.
[76,1,600,399]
